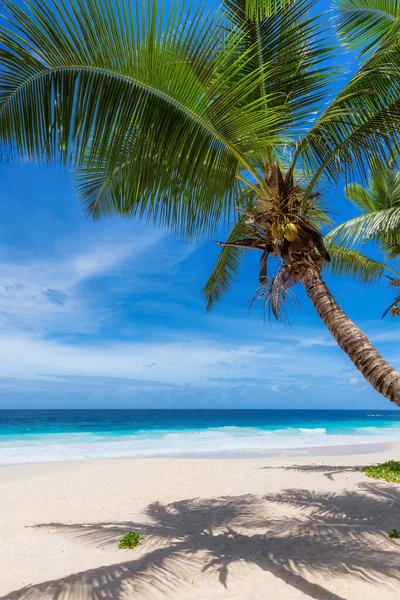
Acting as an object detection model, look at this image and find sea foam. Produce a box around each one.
[0,423,399,464]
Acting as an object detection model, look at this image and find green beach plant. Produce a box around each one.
[118,531,144,549]
[1,0,400,402]
[388,529,400,538]
[363,460,400,484]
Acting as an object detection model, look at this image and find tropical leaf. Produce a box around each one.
[328,158,400,253]
[202,183,264,308]
[382,294,400,318]
[253,265,300,324]
[325,243,386,283]
[203,215,250,311]
[344,183,375,213]
[74,135,238,238]
[301,195,334,228]
[270,267,286,320]
[325,207,400,248]
[381,236,400,259]
[224,0,336,138]
[0,0,284,237]
[245,0,295,19]
[297,20,400,194]
[335,0,400,58]
[368,157,400,210]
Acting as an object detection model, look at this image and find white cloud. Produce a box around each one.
[0,234,161,335]
[370,330,400,343]
[297,336,337,348]
[0,335,278,384]
[0,329,357,390]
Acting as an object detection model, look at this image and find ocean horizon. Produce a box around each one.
[1,408,400,465]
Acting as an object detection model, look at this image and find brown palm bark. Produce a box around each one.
[302,268,400,406]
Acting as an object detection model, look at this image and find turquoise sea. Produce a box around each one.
[0,409,400,464]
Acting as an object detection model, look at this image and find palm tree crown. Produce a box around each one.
[2,0,400,233]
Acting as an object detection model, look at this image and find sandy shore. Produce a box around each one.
[1,443,400,600]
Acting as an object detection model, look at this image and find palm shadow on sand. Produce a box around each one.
[260,463,362,480]
[2,480,400,600]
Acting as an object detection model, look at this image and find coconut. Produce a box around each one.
[284,222,299,242]
[271,223,284,240]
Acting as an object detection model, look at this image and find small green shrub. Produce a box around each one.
[388,529,400,539]
[118,531,144,549]
[363,461,400,484]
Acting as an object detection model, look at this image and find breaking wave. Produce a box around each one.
[0,423,399,464]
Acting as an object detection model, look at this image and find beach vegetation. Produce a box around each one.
[363,461,400,484]
[1,0,400,403]
[388,529,400,538]
[118,531,144,549]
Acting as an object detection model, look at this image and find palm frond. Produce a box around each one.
[344,183,375,212]
[244,0,295,19]
[74,135,238,239]
[325,207,400,248]
[325,243,386,283]
[335,0,400,58]
[248,266,300,324]
[369,156,400,209]
[0,0,283,237]
[203,215,251,311]
[382,295,400,318]
[387,274,400,286]
[271,267,287,320]
[224,0,337,137]
[301,194,334,228]
[381,237,400,259]
[203,183,264,308]
[340,157,400,260]
[297,20,400,193]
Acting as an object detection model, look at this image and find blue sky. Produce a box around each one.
[0,1,399,409]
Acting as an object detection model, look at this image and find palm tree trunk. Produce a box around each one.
[302,268,400,406]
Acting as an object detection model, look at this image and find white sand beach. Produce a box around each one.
[1,443,400,600]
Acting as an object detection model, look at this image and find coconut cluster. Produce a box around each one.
[271,221,299,242]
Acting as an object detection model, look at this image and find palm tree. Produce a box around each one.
[1,0,400,403]
[327,157,400,318]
